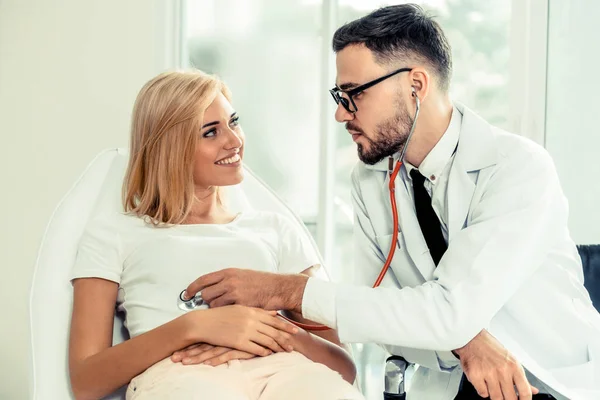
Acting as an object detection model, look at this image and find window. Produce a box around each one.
[182,0,323,220]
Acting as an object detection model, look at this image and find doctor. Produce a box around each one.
[184,4,600,400]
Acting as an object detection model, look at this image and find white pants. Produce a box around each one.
[126,351,365,400]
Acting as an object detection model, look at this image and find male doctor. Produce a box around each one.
[185,4,600,399]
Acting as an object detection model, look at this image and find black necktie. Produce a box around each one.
[410,169,448,266]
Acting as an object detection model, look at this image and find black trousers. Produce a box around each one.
[455,375,556,399]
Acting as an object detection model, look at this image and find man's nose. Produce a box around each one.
[334,102,354,123]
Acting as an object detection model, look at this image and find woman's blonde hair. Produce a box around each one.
[123,70,231,225]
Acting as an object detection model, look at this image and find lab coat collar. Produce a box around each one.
[364,102,498,173]
[404,105,461,184]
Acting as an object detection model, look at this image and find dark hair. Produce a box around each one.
[333,4,452,92]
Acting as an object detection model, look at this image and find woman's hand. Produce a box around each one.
[171,343,258,366]
[188,305,298,357]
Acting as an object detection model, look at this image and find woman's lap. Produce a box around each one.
[126,351,364,400]
[126,357,249,400]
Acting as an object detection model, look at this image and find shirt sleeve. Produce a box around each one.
[274,213,322,275]
[302,277,338,328]
[71,215,123,284]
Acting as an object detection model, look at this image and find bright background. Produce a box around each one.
[1,0,598,398]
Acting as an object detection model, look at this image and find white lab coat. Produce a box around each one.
[344,103,600,399]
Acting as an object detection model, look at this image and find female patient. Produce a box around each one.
[68,70,364,400]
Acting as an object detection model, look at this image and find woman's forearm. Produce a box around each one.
[291,328,357,384]
[70,312,201,400]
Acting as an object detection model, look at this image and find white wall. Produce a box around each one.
[0,0,172,397]
[546,0,600,244]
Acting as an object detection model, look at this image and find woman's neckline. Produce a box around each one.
[175,212,244,227]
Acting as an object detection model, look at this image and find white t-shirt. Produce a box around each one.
[71,211,320,338]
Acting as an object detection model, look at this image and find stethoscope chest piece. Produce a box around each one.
[177,290,208,311]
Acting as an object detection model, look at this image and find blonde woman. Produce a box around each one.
[68,70,364,400]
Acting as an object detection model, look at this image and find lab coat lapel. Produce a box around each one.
[446,157,476,239]
[447,103,499,239]
[388,172,436,281]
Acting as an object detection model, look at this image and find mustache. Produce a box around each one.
[345,122,364,134]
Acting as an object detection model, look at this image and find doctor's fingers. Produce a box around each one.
[200,285,228,305]
[467,373,489,398]
[209,292,239,308]
[513,369,538,400]
[499,376,519,400]
[485,378,503,400]
[185,271,226,299]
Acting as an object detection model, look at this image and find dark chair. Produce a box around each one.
[577,244,600,311]
[383,244,600,399]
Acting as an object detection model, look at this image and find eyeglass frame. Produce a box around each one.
[329,67,413,113]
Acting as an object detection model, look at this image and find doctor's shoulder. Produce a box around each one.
[489,126,558,176]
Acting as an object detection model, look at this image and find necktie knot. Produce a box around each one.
[410,169,426,185]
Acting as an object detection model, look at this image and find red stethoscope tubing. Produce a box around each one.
[288,90,419,331]
[283,160,403,331]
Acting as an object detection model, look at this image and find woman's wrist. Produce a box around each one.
[180,309,208,344]
[289,326,310,354]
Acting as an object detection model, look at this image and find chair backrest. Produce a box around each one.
[29,148,326,400]
[577,244,600,312]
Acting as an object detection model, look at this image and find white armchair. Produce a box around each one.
[28,148,328,399]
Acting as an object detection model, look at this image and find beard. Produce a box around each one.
[350,99,414,165]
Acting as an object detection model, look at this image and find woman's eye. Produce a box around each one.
[230,117,240,127]
[203,129,217,138]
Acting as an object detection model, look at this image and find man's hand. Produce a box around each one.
[171,343,259,366]
[454,330,539,400]
[184,268,308,311]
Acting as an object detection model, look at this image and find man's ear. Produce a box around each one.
[408,68,430,101]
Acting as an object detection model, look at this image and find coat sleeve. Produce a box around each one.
[305,147,569,351]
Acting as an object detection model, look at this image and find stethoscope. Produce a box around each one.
[177,89,421,331]
[178,289,207,311]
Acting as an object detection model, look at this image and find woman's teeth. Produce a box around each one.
[215,154,241,165]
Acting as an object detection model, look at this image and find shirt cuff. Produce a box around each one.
[301,277,337,328]
[436,350,460,372]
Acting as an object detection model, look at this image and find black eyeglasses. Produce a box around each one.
[329,67,412,113]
